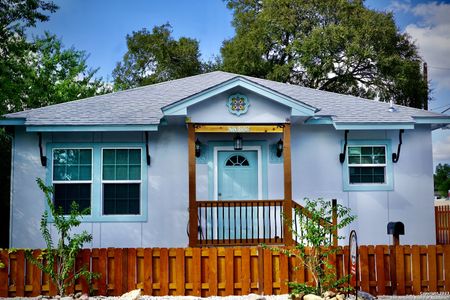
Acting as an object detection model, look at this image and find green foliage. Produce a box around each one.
[25,178,99,296]
[222,0,428,108]
[1,32,111,115]
[0,0,57,248]
[7,248,18,254]
[0,0,57,38]
[112,23,203,90]
[0,0,110,116]
[271,198,356,296]
[435,164,450,198]
[0,2,109,248]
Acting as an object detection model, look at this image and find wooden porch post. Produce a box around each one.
[283,123,294,246]
[188,123,198,247]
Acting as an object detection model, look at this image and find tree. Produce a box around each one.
[112,23,203,90]
[0,0,58,114]
[435,164,450,198]
[221,0,428,108]
[0,0,109,247]
[0,0,57,248]
[26,179,99,296]
[0,0,58,41]
[269,198,356,296]
[1,32,110,114]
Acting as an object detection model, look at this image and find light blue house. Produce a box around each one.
[2,71,449,248]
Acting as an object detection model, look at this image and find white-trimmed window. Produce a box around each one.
[52,148,92,214]
[102,148,142,215]
[343,140,393,191]
[348,146,386,184]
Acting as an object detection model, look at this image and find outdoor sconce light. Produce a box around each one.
[276,139,283,157]
[195,138,202,158]
[234,134,243,150]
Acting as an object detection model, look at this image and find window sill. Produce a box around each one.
[343,183,394,191]
[47,214,147,223]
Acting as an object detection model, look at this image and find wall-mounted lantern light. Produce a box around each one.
[234,134,243,150]
[276,139,283,157]
[195,138,202,158]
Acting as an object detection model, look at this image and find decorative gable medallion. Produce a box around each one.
[227,93,250,116]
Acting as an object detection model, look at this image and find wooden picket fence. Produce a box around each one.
[1,245,450,297]
[436,205,450,244]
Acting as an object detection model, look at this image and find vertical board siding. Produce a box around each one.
[0,246,450,296]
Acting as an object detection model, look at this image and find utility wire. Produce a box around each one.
[428,65,450,71]
[431,103,450,111]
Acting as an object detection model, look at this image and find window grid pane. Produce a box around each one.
[103,183,140,215]
[54,183,91,215]
[102,149,141,180]
[348,146,386,166]
[53,149,92,181]
[349,167,385,184]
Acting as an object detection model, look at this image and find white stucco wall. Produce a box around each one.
[8,88,435,248]
[10,126,190,248]
[292,124,435,245]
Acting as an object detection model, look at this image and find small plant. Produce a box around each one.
[272,198,356,296]
[26,178,99,296]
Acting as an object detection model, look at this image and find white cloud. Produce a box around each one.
[391,1,450,90]
[388,0,413,13]
[433,133,450,161]
[411,2,450,27]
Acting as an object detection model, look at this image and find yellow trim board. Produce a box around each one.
[194,124,284,133]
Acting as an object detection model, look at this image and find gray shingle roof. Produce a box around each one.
[3,71,446,125]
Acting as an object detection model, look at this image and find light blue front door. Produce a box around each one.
[217,150,258,200]
[216,150,258,240]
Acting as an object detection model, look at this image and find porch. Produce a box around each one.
[187,123,338,247]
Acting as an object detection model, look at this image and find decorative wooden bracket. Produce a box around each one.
[145,132,151,166]
[339,130,349,163]
[392,129,404,163]
[38,133,47,167]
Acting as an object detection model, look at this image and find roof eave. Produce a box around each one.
[162,76,319,117]
[0,118,26,126]
[25,124,159,132]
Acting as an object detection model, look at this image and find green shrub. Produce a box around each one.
[272,198,356,296]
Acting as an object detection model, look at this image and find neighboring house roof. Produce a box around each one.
[2,71,449,128]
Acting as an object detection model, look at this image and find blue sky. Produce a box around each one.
[29,0,450,167]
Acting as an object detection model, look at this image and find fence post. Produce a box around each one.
[332,199,338,247]
[257,246,264,294]
[435,206,439,244]
[389,245,398,295]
